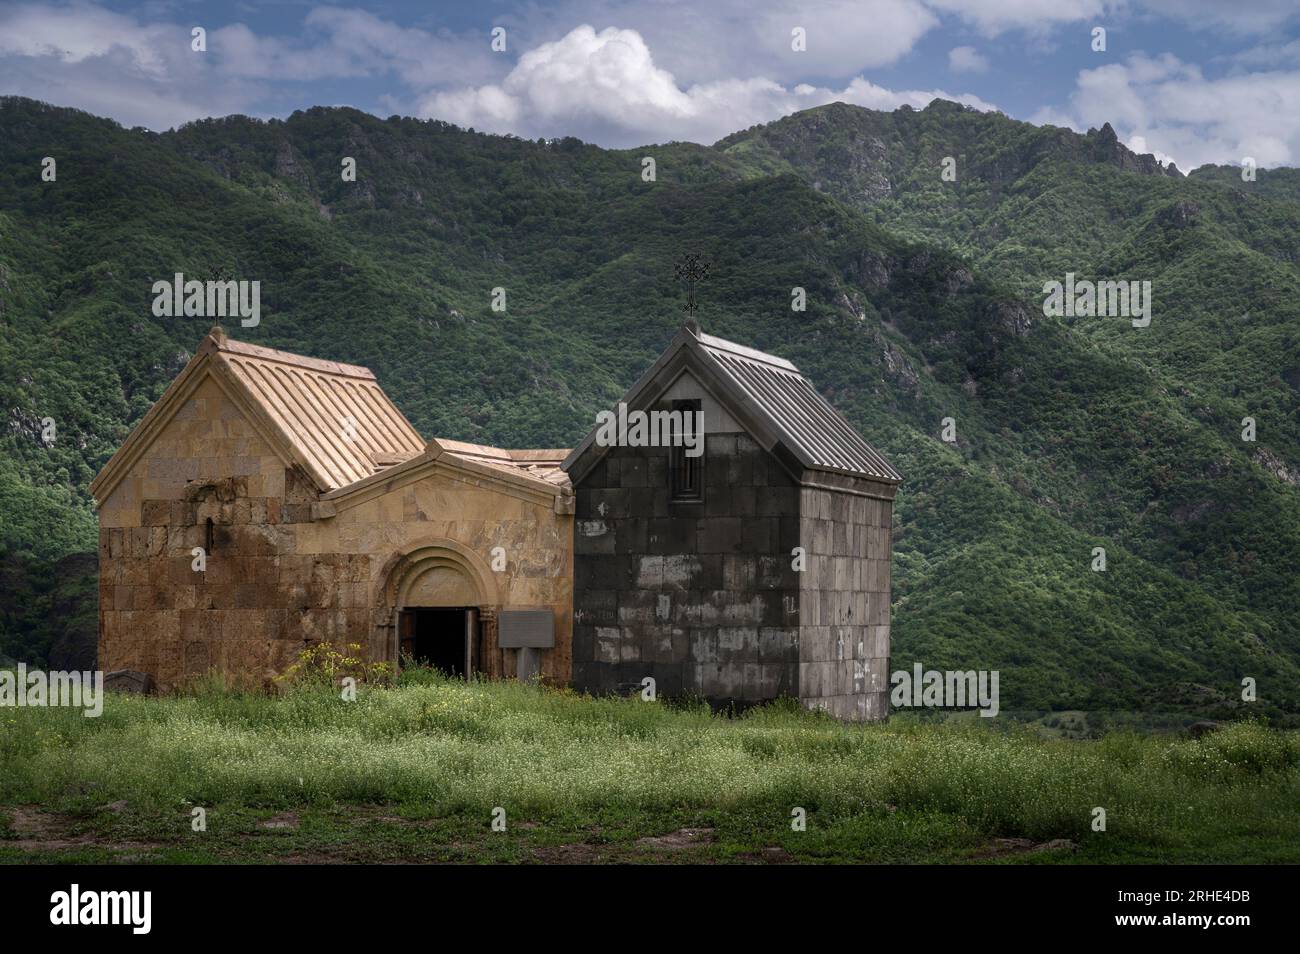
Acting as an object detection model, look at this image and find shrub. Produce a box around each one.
[274,642,393,691]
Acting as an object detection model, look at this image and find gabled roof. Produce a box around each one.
[318,437,572,513]
[214,335,424,489]
[562,322,901,485]
[91,328,574,509]
[435,440,572,489]
[91,327,425,503]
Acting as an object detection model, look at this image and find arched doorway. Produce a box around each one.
[374,540,500,677]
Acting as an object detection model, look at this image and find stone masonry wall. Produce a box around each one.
[98,375,316,689]
[98,373,573,690]
[797,482,893,721]
[314,471,573,684]
[571,432,802,705]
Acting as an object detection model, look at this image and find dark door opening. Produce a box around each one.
[399,607,471,677]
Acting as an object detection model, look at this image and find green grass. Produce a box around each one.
[2,676,1297,864]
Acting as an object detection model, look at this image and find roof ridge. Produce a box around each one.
[434,439,571,463]
[435,438,513,460]
[508,448,570,461]
[203,328,376,380]
[696,331,800,372]
[562,325,901,484]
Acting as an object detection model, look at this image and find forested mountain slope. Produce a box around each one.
[1,96,1295,715]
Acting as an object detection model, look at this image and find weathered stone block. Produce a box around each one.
[758,626,797,663]
[104,669,155,694]
[613,518,648,555]
[594,627,620,663]
[620,457,648,488]
[716,626,758,663]
[697,517,743,553]
[618,628,641,663]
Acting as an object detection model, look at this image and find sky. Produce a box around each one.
[2,1,1300,170]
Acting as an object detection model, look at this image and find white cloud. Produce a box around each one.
[1225,39,1300,69]
[924,0,1113,37]
[837,76,997,114]
[0,1,169,69]
[421,25,996,146]
[9,0,1297,164]
[0,2,251,128]
[948,46,989,73]
[1033,53,1300,169]
[293,8,498,88]
[1135,0,1300,35]
[1124,134,1179,168]
[508,0,941,86]
[750,0,939,76]
[0,3,968,140]
[0,2,496,130]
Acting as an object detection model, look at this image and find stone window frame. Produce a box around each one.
[669,398,704,502]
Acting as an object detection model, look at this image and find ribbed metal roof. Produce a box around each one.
[91,329,575,505]
[698,333,901,482]
[216,338,425,491]
[561,325,900,484]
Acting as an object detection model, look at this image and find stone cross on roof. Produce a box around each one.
[673,252,709,317]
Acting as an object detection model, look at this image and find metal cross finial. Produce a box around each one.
[674,252,710,315]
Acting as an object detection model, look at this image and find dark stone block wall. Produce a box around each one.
[797,480,893,721]
[571,432,803,706]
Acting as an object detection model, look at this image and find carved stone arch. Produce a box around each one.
[373,537,501,664]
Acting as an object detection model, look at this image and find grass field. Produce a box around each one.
[2,672,1298,864]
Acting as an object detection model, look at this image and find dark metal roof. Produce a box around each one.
[698,333,902,482]
[561,324,901,485]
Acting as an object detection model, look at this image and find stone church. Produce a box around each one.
[92,322,900,720]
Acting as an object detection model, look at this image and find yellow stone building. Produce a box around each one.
[90,328,574,691]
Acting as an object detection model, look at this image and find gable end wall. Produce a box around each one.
[571,422,803,705]
[797,477,895,721]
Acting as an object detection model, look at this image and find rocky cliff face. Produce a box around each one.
[717,100,1181,217]
[1087,122,1181,177]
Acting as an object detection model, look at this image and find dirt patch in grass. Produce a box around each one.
[0,803,1085,865]
[279,851,368,864]
[347,807,444,828]
[635,827,716,850]
[971,837,1077,859]
[258,812,300,830]
[735,846,795,864]
[6,805,162,855]
[531,842,605,863]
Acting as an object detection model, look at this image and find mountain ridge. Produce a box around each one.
[1,94,1296,717]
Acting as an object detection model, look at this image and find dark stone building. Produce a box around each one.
[563,322,901,721]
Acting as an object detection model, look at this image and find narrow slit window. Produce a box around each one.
[670,399,703,501]
[205,517,215,554]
